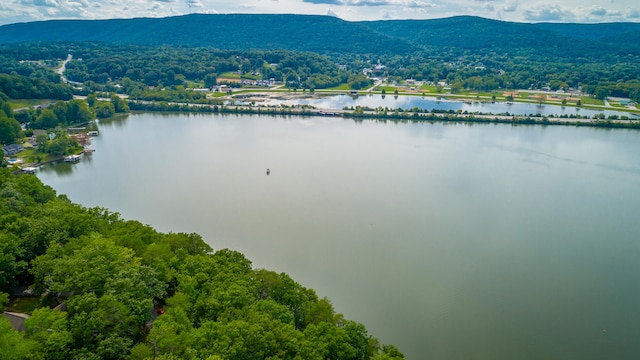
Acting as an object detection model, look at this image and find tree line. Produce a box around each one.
[0,73,72,100]
[0,168,404,359]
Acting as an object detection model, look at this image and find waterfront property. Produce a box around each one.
[63,154,81,163]
[3,143,23,156]
[36,113,640,360]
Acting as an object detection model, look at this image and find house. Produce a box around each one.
[28,130,47,147]
[3,312,30,332]
[3,144,23,156]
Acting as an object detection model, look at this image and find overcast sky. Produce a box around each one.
[2,0,639,26]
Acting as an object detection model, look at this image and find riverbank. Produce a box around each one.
[127,98,640,130]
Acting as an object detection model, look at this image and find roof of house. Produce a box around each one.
[3,144,23,151]
[3,312,30,332]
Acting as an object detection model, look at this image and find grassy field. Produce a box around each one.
[8,99,55,109]
[419,85,439,92]
[8,147,72,165]
[219,72,241,79]
[328,84,351,90]
[579,97,605,106]
[7,296,41,314]
[219,72,261,80]
[376,86,398,92]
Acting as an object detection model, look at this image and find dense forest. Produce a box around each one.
[0,95,24,146]
[0,42,373,95]
[0,168,404,359]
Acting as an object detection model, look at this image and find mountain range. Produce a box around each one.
[1,14,639,59]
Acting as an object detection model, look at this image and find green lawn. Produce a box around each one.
[579,97,604,106]
[10,147,73,164]
[8,99,55,109]
[7,296,41,314]
[328,83,351,90]
[219,72,241,79]
[419,85,439,92]
[219,72,261,80]
[187,81,206,88]
[376,86,398,92]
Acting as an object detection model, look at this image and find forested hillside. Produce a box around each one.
[363,16,639,61]
[0,169,403,359]
[1,14,639,59]
[0,14,415,56]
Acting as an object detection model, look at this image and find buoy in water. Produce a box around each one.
[266,168,270,175]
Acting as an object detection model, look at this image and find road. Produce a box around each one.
[56,54,72,83]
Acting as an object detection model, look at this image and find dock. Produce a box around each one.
[21,166,37,174]
[64,154,81,163]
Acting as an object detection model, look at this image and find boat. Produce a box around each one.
[21,167,37,174]
[64,154,81,163]
[87,131,99,136]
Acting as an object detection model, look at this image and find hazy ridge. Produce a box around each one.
[1,14,639,59]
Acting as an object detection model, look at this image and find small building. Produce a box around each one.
[64,154,81,163]
[3,312,30,332]
[2,144,23,156]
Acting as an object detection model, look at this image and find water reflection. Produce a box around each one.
[267,94,639,118]
[39,161,76,176]
[36,113,640,360]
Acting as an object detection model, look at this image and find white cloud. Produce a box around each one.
[186,0,203,8]
[503,0,517,12]
[67,0,89,6]
[627,8,640,18]
[589,6,606,16]
[18,0,60,7]
[302,0,434,6]
[523,4,574,21]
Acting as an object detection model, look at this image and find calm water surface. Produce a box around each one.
[37,113,640,359]
[267,93,640,118]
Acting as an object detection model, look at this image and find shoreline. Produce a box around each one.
[220,89,640,115]
[126,97,640,130]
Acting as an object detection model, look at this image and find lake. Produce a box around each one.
[37,113,640,359]
[265,93,640,118]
